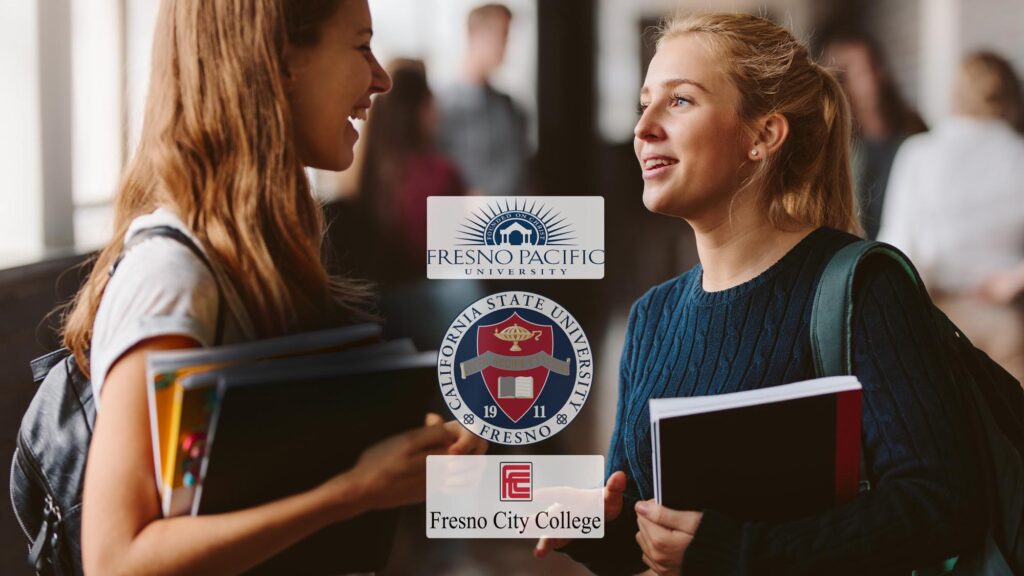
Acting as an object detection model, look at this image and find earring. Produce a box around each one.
[750,148,759,157]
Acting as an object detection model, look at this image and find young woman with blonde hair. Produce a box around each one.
[65,1,483,573]
[538,12,984,575]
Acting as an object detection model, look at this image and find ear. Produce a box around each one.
[748,112,789,160]
[281,43,302,87]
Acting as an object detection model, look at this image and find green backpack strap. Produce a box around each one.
[810,240,958,575]
[810,240,926,493]
[811,240,926,378]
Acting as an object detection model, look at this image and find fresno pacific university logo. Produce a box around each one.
[458,199,575,247]
[426,196,605,280]
[438,291,593,446]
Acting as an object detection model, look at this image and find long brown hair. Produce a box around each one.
[658,13,862,235]
[823,31,928,138]
[62,0,370,375]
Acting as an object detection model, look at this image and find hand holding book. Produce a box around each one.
[634,500,702,575]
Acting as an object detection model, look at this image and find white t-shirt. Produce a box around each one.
[878,116,1024,293]
[89,208,255,408]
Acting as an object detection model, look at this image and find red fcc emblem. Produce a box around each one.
[500,462,532,501]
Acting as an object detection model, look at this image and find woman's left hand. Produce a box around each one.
[634,500,703,575]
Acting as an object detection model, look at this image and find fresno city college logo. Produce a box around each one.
[500,462,532,501]
[437,291,593,446]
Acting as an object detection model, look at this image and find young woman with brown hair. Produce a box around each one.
[538,13,984,575]
[823,31,928,240]
[65,1,483,573]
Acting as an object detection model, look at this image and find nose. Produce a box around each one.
[634,105,665,142]
[369,51,392,95]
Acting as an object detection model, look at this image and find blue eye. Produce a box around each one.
[672,96,692,107]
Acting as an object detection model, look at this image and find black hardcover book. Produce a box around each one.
[191,350,438,575]
[650,376,862,522]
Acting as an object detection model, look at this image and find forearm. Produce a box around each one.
[89,474,366,576]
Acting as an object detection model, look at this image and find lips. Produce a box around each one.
[642,156,678,170]
[640,155,679,179]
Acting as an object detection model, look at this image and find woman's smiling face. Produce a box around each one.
[287,0,392,172]
[634,35,751,221]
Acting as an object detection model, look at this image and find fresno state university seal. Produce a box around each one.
[437,292,593,445]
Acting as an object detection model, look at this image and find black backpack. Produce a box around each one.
[10,226,224,575]
[811,240,1024,575]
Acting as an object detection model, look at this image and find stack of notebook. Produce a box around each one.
[145,323,438,574]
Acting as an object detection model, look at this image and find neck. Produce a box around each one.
[462,60,490,86]
[692,211,815,292]
[854,101,890,140]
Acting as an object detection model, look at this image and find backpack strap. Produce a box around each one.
[811,240,926,377]
[30,348,70,384]
[810,240,927,495]
[108,225,226,345]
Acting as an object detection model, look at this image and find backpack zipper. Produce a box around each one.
[15,432,68,572]
[10,447,33,541]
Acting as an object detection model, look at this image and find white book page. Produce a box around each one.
[649,376,860,422]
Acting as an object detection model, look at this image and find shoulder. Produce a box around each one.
[107,235,217,303]
[89,218,219,397]
[806,226,860,254]
[848,246,932,342]
[111,209,218,308]
[789,227,862,289]
[814,232,922,307]
[897,129,932,153]
[887,131,932,174]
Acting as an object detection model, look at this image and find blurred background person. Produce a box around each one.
[326,59,483,354]
[823,31,927,239]
[360,60,468,284]
[879,51,1024,382]
[437,3,529,197]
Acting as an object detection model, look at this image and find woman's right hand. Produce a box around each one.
[321,416,457,516]
[533,470,628,558]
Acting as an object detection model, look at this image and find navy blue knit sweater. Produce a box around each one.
[565,227,985,575]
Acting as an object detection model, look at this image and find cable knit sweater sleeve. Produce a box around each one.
[562,298,650,575]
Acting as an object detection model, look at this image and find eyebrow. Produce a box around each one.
[640,78,712,96]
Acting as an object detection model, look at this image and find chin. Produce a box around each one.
[305,151,354,173]
[642,186,681,217]
[334,153,355,172]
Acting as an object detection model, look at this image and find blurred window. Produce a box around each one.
[0,1,44,262]
[71,0,124,249]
